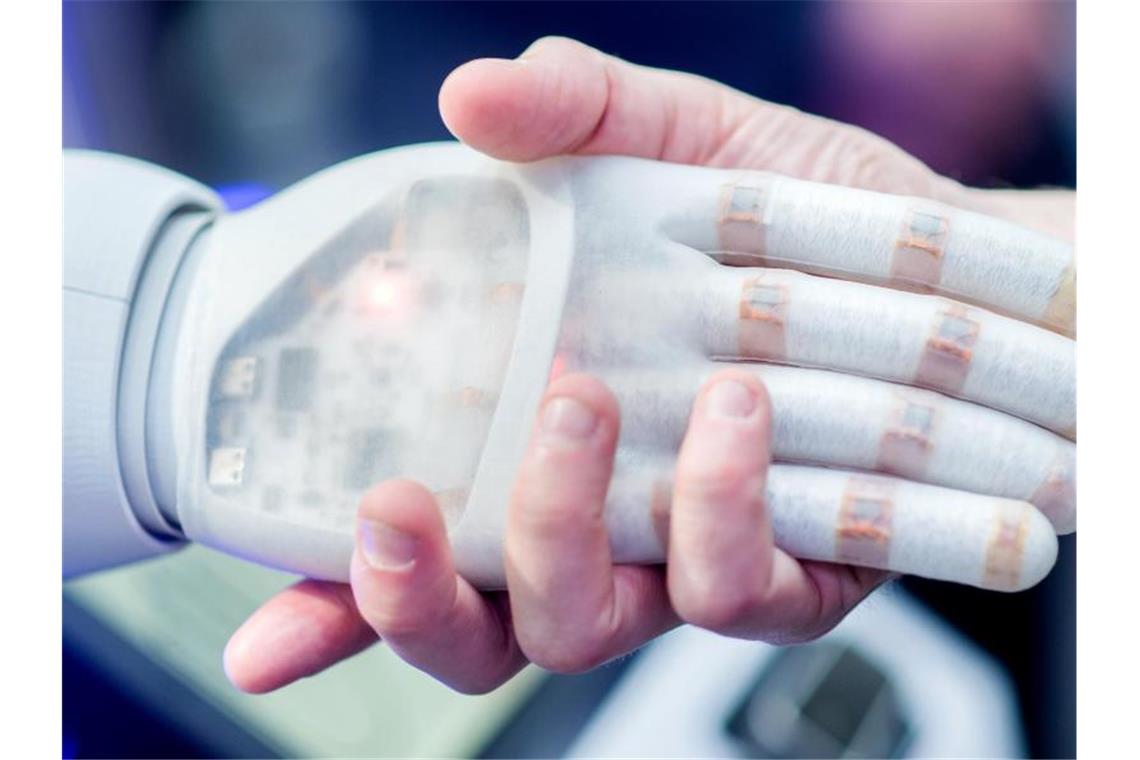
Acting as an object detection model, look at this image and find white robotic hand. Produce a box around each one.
[63,143,1075,592]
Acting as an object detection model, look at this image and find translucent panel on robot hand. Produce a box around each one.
[179,167,535,577]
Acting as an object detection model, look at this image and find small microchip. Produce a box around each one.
[726,185,765,221]
[747,284,783,311]
[276,348,318,412]
[262,486,284,513]
[908,211,946,240]
[344,429,387,490]
[742,281,786,322]
[900,403,934,436]
[299,490,324,508]
[208,448,247,488]
[846,497,890,530]
[938,315,976,343]
[213,405,246,440]
[274,413,299,439]
[215,357,259,399]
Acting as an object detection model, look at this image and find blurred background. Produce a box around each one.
[63,2,1075,758]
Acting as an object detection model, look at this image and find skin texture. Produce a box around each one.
[224,37,1072,694]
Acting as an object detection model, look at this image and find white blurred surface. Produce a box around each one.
[570,586,1025,758]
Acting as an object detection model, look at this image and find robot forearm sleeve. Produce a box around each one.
[63,150,220,577]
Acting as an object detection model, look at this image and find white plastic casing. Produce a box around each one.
[166,143,1071,591]
[171,144,573,582]
[63,150,220,577]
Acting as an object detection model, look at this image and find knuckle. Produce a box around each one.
[363,602,435,638]
[823,126,939,198]
[525,35,576,53]
[524,442,600,483]
[518,629,613,675]
[816,128,898,191]
[675,585,766,633]
[509,469,609,537]
[446,672,510,696]
[675,464,764,508]
[357,579,454,638]
[530,643,610,675]
[509,496,606,544]
[769,618,841,646]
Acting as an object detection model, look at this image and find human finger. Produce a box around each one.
[224,580,377,694]
[666,370,781,636]
[438,36,963,203]
[610,461,1057,594]
[504,373,677,673]
[350,479,526,694]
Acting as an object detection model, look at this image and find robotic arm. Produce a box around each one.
[63,151,220,575]
[63,144,1074,591]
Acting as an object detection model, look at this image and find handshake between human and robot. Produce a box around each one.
[63,142,1074,592]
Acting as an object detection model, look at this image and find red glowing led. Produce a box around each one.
[358,270,411,315]
[367,279,400,309]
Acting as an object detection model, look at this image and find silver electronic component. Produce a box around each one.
[212,405,246,441]
[275,348,318,412]
[208,447,248,488]
[215,356,260,399]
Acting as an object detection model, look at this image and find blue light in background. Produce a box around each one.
[62,732,77,759]
[214,182,275,211]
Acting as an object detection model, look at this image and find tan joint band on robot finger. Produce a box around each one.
[1042,265,1076,336]
[716,178,772,262]
[388,211,407,253]
[1030,459,1076,531]
[489,282,525,305]
[914,304,980,394]
[650,478,673,554]
[836,477,895,567]
[983,502,1031,590]
[876,395,938,478]
[890,207,949,288]
[737,276,789,360]
[451,387,497,409]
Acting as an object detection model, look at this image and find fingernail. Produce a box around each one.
[540,396,598,442]
[358,519,418,571]
[706,379,756,419]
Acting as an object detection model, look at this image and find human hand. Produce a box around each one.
[225,36,1070,694]
[226,369,887,693]
[437,36,1073,241]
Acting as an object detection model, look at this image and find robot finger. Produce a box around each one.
[609,364,1075,534]
[604,461,1058,592]
[696,267,1074,438]
[650,164,1075,336]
